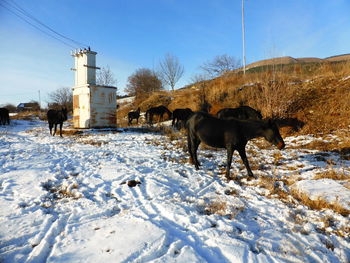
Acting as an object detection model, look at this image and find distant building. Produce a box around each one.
[17,102,40,112]
[71,48,117,128]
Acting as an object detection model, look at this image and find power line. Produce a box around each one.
[0,2,76,48]
[0,0,88,49]
[4,0,89,48]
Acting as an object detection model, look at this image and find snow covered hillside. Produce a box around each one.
[1,120,350,262]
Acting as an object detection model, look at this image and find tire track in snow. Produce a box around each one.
[25,213,71,263]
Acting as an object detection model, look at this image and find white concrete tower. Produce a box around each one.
[73,48,98,87]
[72,48,117,128]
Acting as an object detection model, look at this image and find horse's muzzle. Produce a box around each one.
[277,141,285,150]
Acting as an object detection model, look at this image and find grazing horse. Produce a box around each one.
[217,105,262,120]
[0,108,10,125]
[47,108,68,137]
[187,112,285,179]
[128,107,141,125]
[145,106,172,125]
[172,108,193,129]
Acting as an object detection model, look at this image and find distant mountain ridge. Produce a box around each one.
[246,53,350,71]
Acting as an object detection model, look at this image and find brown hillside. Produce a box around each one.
[245,54,350,71]
[122,60,350,135]
[246,56,298,70]
[325,54,350,62]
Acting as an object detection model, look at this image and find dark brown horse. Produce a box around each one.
[128,107,141,125]
[145,106,172,125]
[217,106,262,120]
[172,108,193,129]
[47,108,68,137]
[0,108,10,125]
[187,112,285,179]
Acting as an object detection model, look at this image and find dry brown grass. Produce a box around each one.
[170,64,350,135]
[60,129,84,136]
[290,188,350,217]
[313,168,349,181]
[77,139,108,147]
[201,200,245,219]
[138,91,173,111]
[11,111,46,121]
[42,180,81,200]
[252,175,293,202]
[204,201,227,216]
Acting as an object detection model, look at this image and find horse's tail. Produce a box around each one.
[184,111,195,130]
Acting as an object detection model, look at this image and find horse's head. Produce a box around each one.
[263,119,285,150]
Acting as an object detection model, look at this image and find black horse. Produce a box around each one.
[217,106,262,120]
[172,108,193,129]
[187,112,285,179]
[145,106,172,125]
[0,108,10,125]
[128,107,141,125]
[47,108,68,137]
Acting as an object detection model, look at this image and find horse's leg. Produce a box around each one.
[49,123,53,135]
[187,133,194,164]
[59,122,63,137]
[189,135,201,169]
[237,146,255,178]
[187,132,200,168]
[226,145,234,180]
[53,123,57,136]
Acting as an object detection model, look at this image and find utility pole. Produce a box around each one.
[242,0,246,75]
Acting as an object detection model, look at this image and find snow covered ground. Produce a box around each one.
[1,119,350,262]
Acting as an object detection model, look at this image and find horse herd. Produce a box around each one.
[1,104,286,180]
[128,105,286,179]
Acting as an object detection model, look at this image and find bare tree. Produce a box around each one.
[97,65,117,86]
[47,87,73,111]
[200,54,241,78]
[158,53,184,91]
[125,68,163,98]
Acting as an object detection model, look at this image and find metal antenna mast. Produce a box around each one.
[242,0,246,74]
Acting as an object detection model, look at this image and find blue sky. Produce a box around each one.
[0,0,349,107]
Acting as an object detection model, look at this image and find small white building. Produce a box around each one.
[72,49,117,128]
